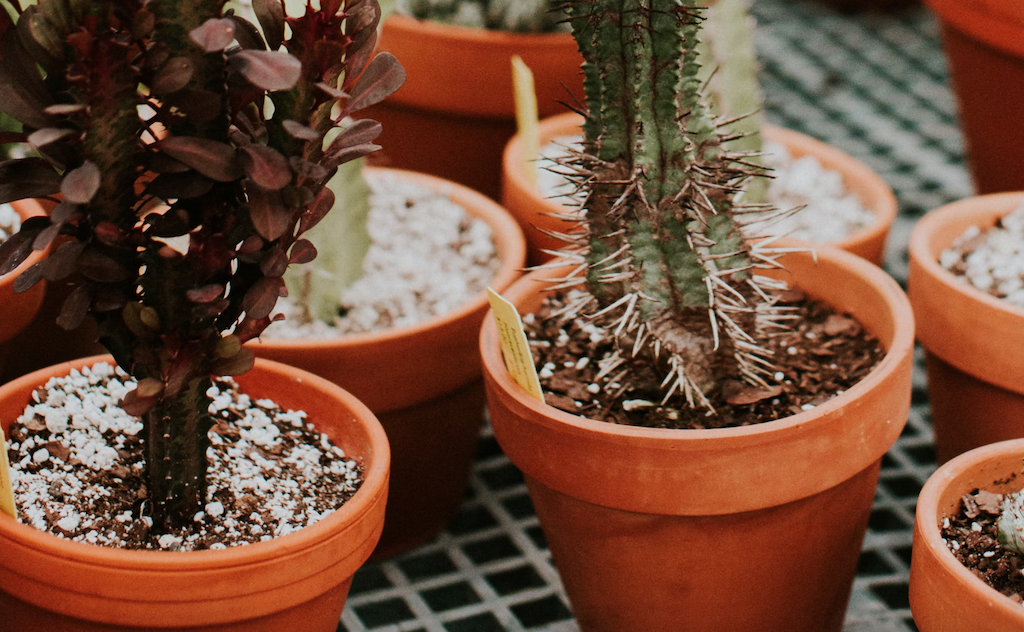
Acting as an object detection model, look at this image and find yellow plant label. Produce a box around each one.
[487,288,545,403]
[0,426,15,519]
[511,55,539,188]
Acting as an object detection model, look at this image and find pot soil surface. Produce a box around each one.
[941,485,1024,603]
[525,289,884,429]
[6,362,363,550]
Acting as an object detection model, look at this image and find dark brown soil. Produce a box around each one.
[942,486,1024,603]
[524,289,886,429]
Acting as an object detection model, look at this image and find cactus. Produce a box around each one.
[554,0,786,409]
[0,0,404,532]
[398,0,568,32]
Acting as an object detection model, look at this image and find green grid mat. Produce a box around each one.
[340,1,966,630]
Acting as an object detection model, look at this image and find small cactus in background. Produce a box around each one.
[398,0,569,32]
[0,0,404,533]
[555,0,787,409]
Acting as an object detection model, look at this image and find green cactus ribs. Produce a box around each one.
[549,0,794,410]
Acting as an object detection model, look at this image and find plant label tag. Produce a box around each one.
[511,55,539,188]
[0,426,15,519]
[487,288,545,404]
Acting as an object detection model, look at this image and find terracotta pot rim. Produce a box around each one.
[0,354,390,570]
[254,167,526,351]
[926,0,1024,59]
[503,112,897,260]
[386,12,574,46]
[909,191,1024,320]
[914,437,1024,620]
[481,245,913,444]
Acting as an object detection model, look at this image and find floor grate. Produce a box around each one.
[341,2,961,630]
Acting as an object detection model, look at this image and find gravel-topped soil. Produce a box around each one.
[524,289,885,429]
[940,205,1024,308]
[267,171,500,338]
[942,486,1024,604]
[0,202,20,245]
[535,137,875,244]
[6,362,362,551]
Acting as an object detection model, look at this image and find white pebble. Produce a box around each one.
[205,501,225,517]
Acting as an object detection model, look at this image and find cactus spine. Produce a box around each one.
[558,0,786,409]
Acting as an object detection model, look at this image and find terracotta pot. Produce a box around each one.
[480,247,914,631]
[0,355,389,632]
[364,14,583,199]
[908,192,1024,463]
[0,201,48,376]
[909,438,1024,631]
[502,112,898,266]
[925,0,1024,194]
[251,168,526,559]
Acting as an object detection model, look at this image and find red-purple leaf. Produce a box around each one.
[155,137,242,182]
[0,157,61,204]
[297,187,335,236]
[77,248,131,282]
[240,145,292,190]
[50,201,78,223]
[212,346,255,377]
[237,235,263,255]
[259,247,288,277]
[56,284,91,330]
[229,50,301,92]
[61,161,101,204]
[289,239,317,264]
[0,34,55,130]
[0,231,34,276]
[241,277,282,320]
[252,0,285,51]
[289,157,328,183]
[192,297,229,319]
[145,172,215,199]
[42,241,85,281]
[94,221,126,247]
[150,56,194,94]
[12,261,43,293]
[186,283,225,303]
[225,15,266,51]
[345,52,406,114]
[32,221,62,251]
[120,389,157,416]
[190,18,237,52]
[246,185,291,241]
[282,119,320,141]
[326,119,382,153]
[314,82,348,99]
[325,142,380,170]
[27,128,75,148]
[0,131,27,145]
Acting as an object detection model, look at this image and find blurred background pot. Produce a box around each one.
[365,14,583,200]
[908,192,1024,464]
[926,0,1024,193]
[0,200,50,379]
[251,169,526,559]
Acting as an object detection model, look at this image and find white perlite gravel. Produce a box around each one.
[535,136,875,243]
[939,204,1024,308]
[0,202,20,243]
[8,362,361,550]
[266,171,500,338]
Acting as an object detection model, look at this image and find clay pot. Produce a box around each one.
[909,438,1024,631]
[0,201,48,377]
[0,355,390,632]
[925,0,1024,194]
[908,192,1024,463]
[364,14,583,199]
[480,247,914,631]
[502,112,898,266]
[251,168,526,559]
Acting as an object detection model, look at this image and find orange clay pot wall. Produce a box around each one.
[501,112,898,266]
[480,247,914,631]
[364,14,583,199]
[251,169,526,558]
[0,356,389,632]
[909,439,1024,631]
[0,201,48,374]
[926,0,1024,193]
[908,192,1024,463]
